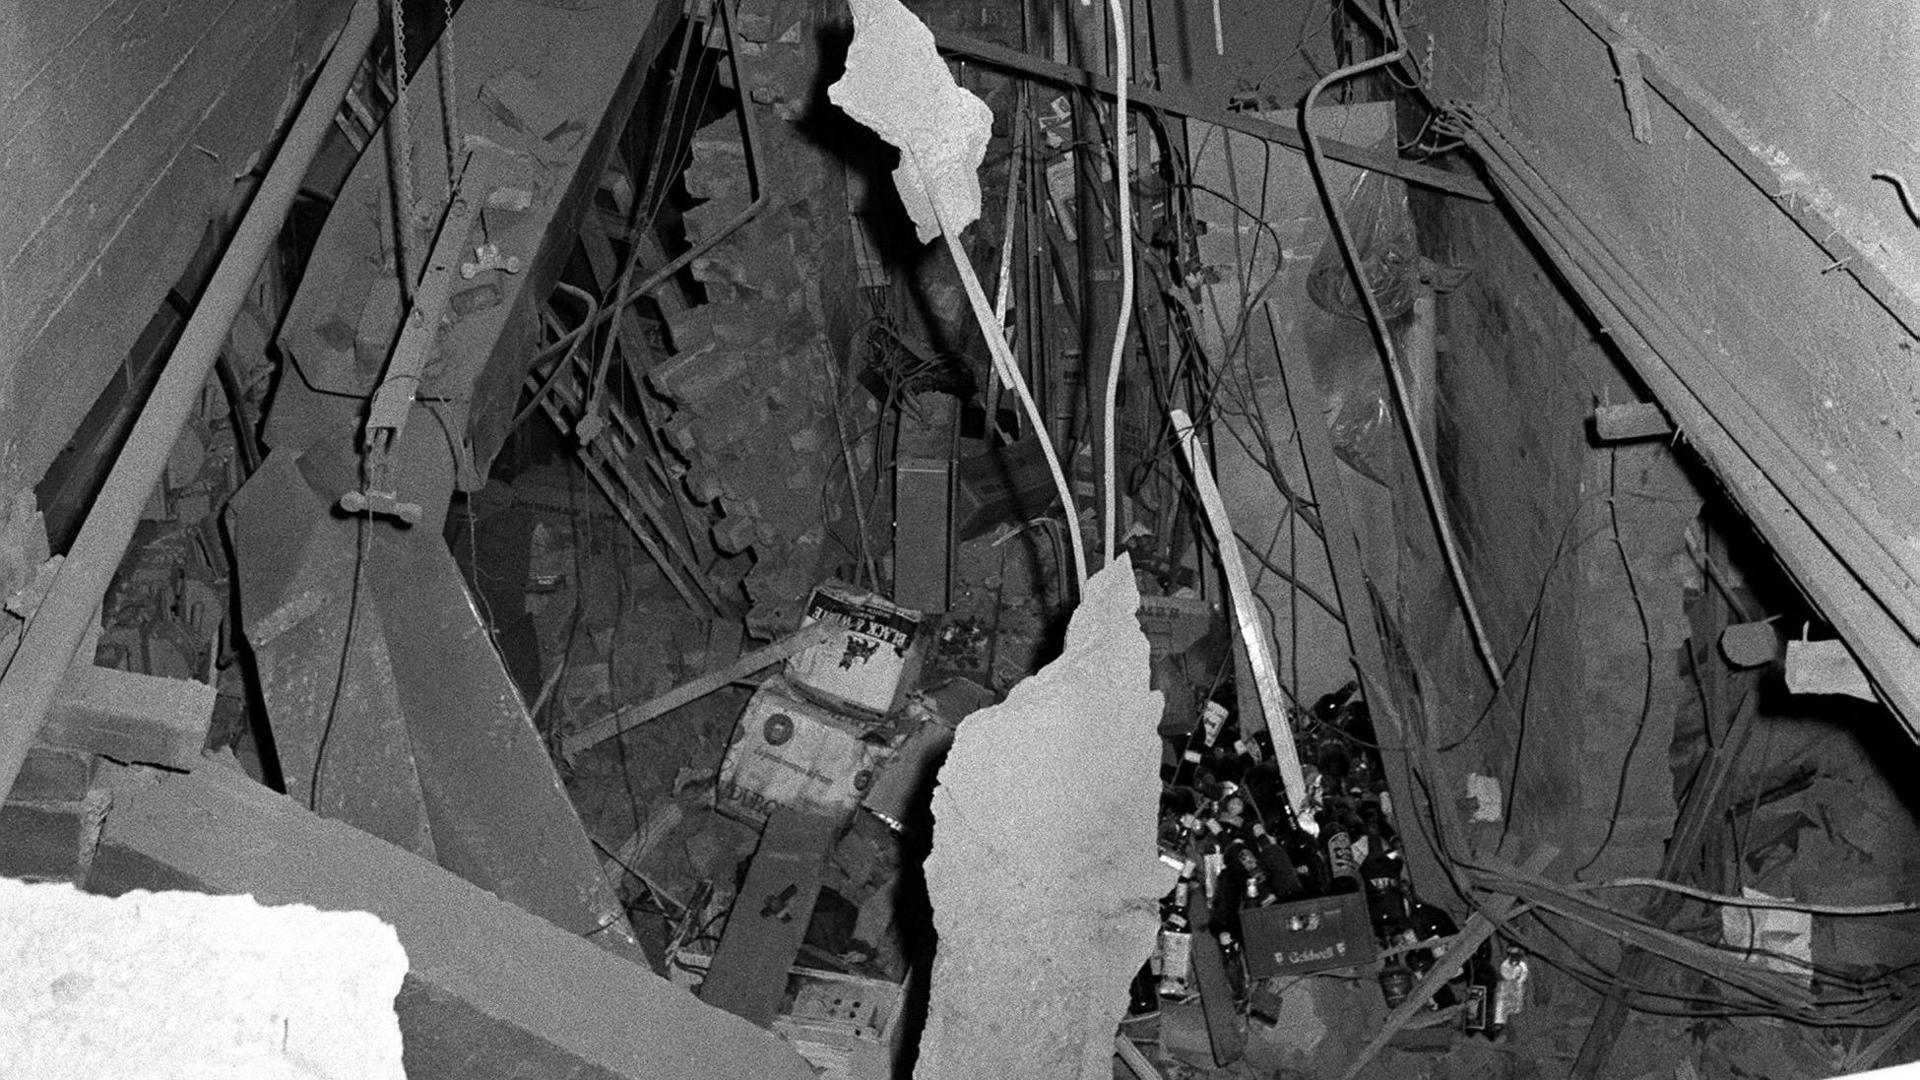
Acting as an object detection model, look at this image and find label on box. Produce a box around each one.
[1239,892,1377,979]
[1136,595,1214,662]
[718,678,889,828]
[785,583,926,719]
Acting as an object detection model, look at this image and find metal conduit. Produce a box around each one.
[0,0,383,800]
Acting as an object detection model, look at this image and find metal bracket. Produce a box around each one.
[342,146,512,522]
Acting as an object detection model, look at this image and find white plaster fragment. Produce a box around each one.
[828,0,993,243]
[916,555,1175,1080]
[1466,772,1505,823]
[0,878,408,1080]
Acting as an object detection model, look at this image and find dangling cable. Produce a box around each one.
[1299,0,1504,688]
[1098,0,1136,566]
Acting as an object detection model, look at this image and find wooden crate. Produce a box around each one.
[770,968,906,1080]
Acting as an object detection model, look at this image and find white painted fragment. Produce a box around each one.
[1720,887,1814,987]
[828,0,993,243]
[917,555,1175,1080]
[1466,772,1504,823]
[0,878,408,1080]
[1784,637,1877,702]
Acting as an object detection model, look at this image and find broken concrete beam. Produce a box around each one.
[41,664,214,771]
[918,554,1175,1080]
[86,765,820,1080]
[0,878,408,1080]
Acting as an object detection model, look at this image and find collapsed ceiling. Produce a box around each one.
[3,0,1920,1077]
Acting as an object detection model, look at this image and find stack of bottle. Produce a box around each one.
[1144,681,1532,1031]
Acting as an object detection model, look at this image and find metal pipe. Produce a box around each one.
[0,0,383,800]
[1298,1,1505,690]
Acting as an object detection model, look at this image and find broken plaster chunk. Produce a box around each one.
[1784,638,1877,702]
[828,0,993,243]
[0,879,407,1080]
[917,554,1175,1080]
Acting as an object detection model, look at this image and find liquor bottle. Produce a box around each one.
[1279,816,1328,895]
[1360,830,1408,942]
[1248,822,1306,901]
[1320,809,1362,895]
[1492,946,1531,1038]
[1461,939,1499,1037]
[1312,681,1358,723]
[1407,897,1460,1007]
[1377,954,1415,1008]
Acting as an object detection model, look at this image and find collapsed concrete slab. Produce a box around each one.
[916,555,1175,1080]
[85,765,819,1080]
[0,877,407,1080]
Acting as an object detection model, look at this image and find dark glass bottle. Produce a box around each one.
[1279,818,1327,896]
[1249,823,1306,901]
[1461,938,1499,1037]
[1407,897,1460,1007]
[1378,954,1415,1008]
[1360,831,1408,941]
[1320,809,1362,895]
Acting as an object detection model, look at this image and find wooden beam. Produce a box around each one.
[562,623,837,759]
[1555,0,1920,338]
[1261,304,1453,897]
[42,665,215,771]
[86,765,818,1080]
[930,29,1493,203]
[1593,401,1673,443]
[698,806,840,1028]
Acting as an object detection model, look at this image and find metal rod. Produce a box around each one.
[0,0,384,801]
[929,27,1493,202]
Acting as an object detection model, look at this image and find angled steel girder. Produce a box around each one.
[229,0,678,957]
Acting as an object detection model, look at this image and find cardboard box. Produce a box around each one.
[785,583,927,720]
[1136,595,1216,663]
[717,677,890,828]
[1239,892,1377,979]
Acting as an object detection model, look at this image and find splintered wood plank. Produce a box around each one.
[699,807,840,1028]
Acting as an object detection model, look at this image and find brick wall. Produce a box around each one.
[1410,188,1695,882]
[1,0,352,498]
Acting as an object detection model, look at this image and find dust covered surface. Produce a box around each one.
[917,555,1175,1080]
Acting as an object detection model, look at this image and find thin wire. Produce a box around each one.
[1576,448,1657,879]
[310,509,372,811]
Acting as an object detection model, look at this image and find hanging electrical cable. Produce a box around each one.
[1298,0,1504,689]
[1098,0,1136,566]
